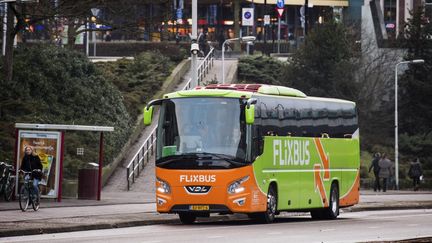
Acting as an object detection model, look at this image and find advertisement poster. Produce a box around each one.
[16,131,61,198]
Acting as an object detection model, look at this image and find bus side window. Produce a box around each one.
[252,125,264,159]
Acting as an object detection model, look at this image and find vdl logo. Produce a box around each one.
[185,186,211,194]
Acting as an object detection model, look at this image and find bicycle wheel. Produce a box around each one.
[32,190,40,211]
[19,186,30,212]
[4,178,15,201]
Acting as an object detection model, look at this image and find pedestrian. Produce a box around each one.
[175,31,180,44]
[368,152,381,192]
[20,146,43,200]
[408,158,423,191]
[378,153,393,192]
[198,30,208,55]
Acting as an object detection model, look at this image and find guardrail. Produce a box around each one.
[126,47,215,190]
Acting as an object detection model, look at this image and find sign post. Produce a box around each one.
[276,0,284,54]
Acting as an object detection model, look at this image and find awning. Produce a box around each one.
[245,0,348,7]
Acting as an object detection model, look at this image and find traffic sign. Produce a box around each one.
[264,15,270,25]
[276,0,285,8]
[276,8,284,18]
[242,8,254,26]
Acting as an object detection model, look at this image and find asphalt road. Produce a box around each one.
[2,209,431,243]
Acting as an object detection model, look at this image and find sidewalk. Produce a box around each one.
[1,190,431,237]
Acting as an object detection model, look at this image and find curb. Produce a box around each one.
[2,203,432,238]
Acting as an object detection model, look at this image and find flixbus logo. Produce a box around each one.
[180,175,216,183]
[273,139,310,166]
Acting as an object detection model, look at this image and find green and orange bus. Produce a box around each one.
[144,84,360,224]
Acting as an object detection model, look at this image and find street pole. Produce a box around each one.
[222,40,226,84]
[2,2,7,56]
[394,59,424,190]
[93,30,96,56]
[191,0,198,87]
[222,36,255,84]
[277,16,281,53]
[86,21,89,56]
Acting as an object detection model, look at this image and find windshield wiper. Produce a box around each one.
[157,154,200,166]
[191,152,246,166]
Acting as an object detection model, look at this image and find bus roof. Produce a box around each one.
[163,84,354,105]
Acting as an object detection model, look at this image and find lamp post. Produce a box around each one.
[394,59,424,190]
[222,36,256,84]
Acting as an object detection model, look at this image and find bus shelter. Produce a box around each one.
[14,123,114,202]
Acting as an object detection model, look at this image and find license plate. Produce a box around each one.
[190,205,209,211]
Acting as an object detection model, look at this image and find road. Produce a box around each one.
[2,209,431,242]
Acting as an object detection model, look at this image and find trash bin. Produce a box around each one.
[78,163,99,200]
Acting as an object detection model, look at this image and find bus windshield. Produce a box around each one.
[156,97,247,169]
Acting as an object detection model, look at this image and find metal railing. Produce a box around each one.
[126,47,215,190]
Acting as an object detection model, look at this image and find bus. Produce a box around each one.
[144,84,360,224]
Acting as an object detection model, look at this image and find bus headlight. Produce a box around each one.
[156,177,171,194]
[227,176,249,194]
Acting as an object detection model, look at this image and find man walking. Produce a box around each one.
[408,158,423,191]
[378,153,393,192]
[369,153,381,192]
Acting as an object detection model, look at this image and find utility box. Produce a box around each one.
[78,167,98,200]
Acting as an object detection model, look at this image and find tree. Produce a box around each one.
[1,0,170,83]
[281,21,358,100]
[399,7,432,135]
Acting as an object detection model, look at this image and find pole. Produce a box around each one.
[97,132,104,201]
[222,40,226,84]
[395,63,399,190]
[191,0,198,87]
[277,16,281,53]
[93,30,96,56]
[86,21,89,56]
[2,2,7,56]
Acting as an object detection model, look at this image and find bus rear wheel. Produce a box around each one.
[310,183,339,220]
[179,213,196,224]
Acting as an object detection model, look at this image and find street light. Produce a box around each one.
[222,36,256,84]
[394,59,424,190]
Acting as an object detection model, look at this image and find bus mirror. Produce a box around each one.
[143,106,154,126]
[245,104,255,124]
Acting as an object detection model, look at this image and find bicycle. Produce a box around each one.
[19,169,41,211]
[0,161,15,201]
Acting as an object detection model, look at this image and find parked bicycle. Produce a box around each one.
[0,161,15,201]
[19,169,41,211]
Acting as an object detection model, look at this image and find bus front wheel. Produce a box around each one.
[257,186,277,223]
[179,213,196,224]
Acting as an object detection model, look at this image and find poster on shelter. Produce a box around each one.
[16,131,61,198]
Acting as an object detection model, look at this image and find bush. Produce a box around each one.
[237,55,286,85]
[96,51,175,118]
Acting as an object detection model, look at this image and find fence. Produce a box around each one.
[126,48,215,190]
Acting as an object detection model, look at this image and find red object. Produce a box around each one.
[78,169,98,199]
[58,131,65,202]
[276,8,284,18]
[202,83,264,92]
[97,132,104,201]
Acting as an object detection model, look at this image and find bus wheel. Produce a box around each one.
[259,186,277,223]
[310,183,339,220]
[325,183,339,219]
[179,213,196,224]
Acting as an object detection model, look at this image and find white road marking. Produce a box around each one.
[207,235,223,239]
[407,224,419,227]
[320,228,335,232]
[267,232,283,235]
[367,226,380,229]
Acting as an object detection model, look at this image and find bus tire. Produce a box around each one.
[258,185,277,223]
[179,213,196,224]
[324,182,339,219]
[310,182,339,220]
